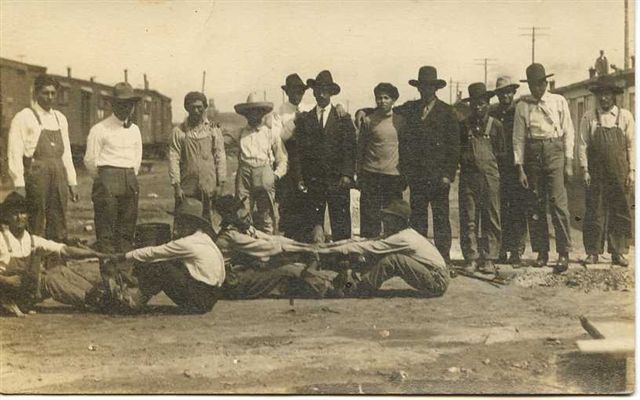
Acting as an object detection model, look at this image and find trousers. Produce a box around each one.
[408,180,451,261]
[236,163,277,234]
[499,167,528,256]
[358,170,405,238]
[304,178,352,243]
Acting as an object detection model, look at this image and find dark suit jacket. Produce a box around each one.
[293,106,356,185]
[394,98,460,184]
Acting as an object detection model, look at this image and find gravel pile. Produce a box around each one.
[513,267,634,292]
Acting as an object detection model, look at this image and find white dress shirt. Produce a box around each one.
[238,123,288,178]
[513,91,575,165]
[315,103,333,128]
[276,101,299,142]
[7,103,77,187]
[0,227,64,269]
[84,114,142,176]
[578,105,635,170]
[125,230,225,287]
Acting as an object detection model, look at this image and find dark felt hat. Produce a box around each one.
[409,66,447,89]
[167,198,212,231]
[588,78,624,95]
[306,70,341,96]
[461,82,495,103]
[0,192,29,221]
[520,63,554,83]
[111,82,141,102]
[214,195,247,218]
[281,73,308,92]
[381,199,411,222]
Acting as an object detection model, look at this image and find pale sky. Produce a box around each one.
[1,0,635,121]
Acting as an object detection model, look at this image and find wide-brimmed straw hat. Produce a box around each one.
[281,73,308,92]
[234,92,274,116]
[494,76,520,93]
[520,63,554,83]
[461,82,495,103]
[111,82,141,102]
[409,66,447,89]
[306,70,341,96]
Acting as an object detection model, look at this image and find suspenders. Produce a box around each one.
[29,107,61,129]
[1,229,36,257]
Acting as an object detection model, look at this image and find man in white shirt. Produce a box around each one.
[578,79,635,267]
[0,192,105,317]
[513,63,575,273]
[234,92,287,235]
[102,198,225,314]
[7,74,78,243]
[84,82,143,256]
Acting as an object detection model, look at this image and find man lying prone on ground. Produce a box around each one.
[0,192,105,317]
[316,199,450,298]
[214,195,334,299]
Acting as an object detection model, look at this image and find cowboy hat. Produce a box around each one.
[111,82,141,102]
[214,195,247,218]
[234,92,274,116]
[306,70,341,95]
[0,191,29,222]
[461,82,495,103]
[167,198,213,231]
[381,199,411,222]
[493,76,520,93]
[281,73,308,92]
[409,66,447,89]
[520,63,554,83]
[588,78,624,95]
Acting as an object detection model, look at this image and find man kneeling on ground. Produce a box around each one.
[317,199,449,298]
[0,192,105,317]
[214,195,333,299]
[104,198,225,314]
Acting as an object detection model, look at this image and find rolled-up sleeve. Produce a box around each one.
[7,112,27,187]
[513,102,527,165]
[33,234,65,255]
[58,112,77,186]
[213,126,227,183]
[560,97,575,160]
[168,126,184,186]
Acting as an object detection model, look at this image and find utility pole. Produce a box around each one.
[474,58,497,86]
[263,90,267,101]
[201,70,206,93]
[449,79,467,104]
[124,69,128,83]
[519,27,549,63]
[624,0,629,69]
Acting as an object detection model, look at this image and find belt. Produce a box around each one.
[526,137,562,143]
[98,165,135,171]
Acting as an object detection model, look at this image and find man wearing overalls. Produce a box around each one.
[0,192,104,317]
[7,74,79,243]
[84,82,142,256]
[578,79,635,267]
[490,76,528,266]
[513,63,575,273]
[458,83,505,274]
[169,91,227,220]
[234,92,287,235]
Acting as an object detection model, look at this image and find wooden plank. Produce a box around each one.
[592,322,634,340]
[576,338,635,355]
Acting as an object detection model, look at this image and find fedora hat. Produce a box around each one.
[588,77,624,95]
[306,70,341,95]
[381,199,411,222]
[281,73,308,92]
[461,82,495,103]
[234,92,274,116]
[0,191,29,222]
[494,76,520,93]
[111,82,141,102]
[520,63,554,83]
[167,198,213,231]
[409,66,447,89]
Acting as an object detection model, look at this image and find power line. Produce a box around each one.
[473,58,497,86]
[519,27,549,63]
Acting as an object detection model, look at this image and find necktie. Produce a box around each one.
[318,107,324,128]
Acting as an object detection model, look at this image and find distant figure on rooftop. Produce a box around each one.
[595,50,609,77]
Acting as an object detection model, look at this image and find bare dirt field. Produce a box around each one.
[0,161,635,395]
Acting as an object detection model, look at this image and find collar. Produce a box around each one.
[33,102,53,115]
[423,97,437,109]
[597,105,618,117]
[184,116,209,130]
[316,103,333,114]
[108,113,126,125]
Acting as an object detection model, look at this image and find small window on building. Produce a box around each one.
[58,87,70,105]
[143,100,151,115]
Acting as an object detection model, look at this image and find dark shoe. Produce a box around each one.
[478,260,496,275]
[462,260,478,274]
[553,254,569,274]
[497,252,508,264]
[612,254,629,267]
[533,252,549,268]
[508,253,522,267]
[583,254,598,266]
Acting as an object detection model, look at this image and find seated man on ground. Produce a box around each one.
[214,195,333,299]
[317,199,449,298]
[100,198,225,314]
[0,192,105,317]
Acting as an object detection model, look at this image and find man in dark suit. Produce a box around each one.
[394,66,460,264]
[293,70,356,243]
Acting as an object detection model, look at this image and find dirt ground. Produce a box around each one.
[0,161,635,394]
